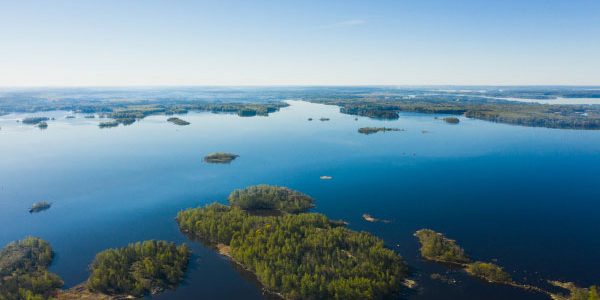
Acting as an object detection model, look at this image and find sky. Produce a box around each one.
[1,0,599,86]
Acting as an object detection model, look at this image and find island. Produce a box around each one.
[319,117,330,121]
[98,121,119,128]
[442,117,460,124]
[177,185,409,299]
[465,262,512,284]
[37,122,48,129]
[310,96,600,130]
[0,237,191,300]
[415,229,600,298]
[22,117,49,125]
[362,214,377,222]
[414,229,470,264]
[549,281,600,300]
[358,127,403,135]
[29,201,52,213]
[362,214,390,224]
[0,237,64,299]
[167,117,190,126]
[228,184,314,213]
[86,240,190,297]
[414,229,511,283]
[203,152,238,164]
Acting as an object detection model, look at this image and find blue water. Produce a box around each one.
[1,100,599,300]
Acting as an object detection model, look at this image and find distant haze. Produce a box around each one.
[1,0,599,86]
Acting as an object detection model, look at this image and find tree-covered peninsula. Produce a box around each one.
[177,203,408,299]
[415,229,511,285]
[0,237,63,300]
[228,185,314,213]
[414,229,470,264]
[311,98,600,130]
[549,281,600,300]
[87,240,190,297]
[465,262,512,284]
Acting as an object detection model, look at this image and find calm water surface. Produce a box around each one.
[1,101,599,300]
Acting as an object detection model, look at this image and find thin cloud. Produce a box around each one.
[322,19,367,29]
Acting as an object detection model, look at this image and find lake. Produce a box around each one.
[1,100,599,300]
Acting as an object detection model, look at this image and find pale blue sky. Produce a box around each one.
[1,0,599,86]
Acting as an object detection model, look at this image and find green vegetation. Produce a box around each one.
[166,117,190,126]
[177,203,408,299]
[0,237,63,300]
[29,202,51,213]
[357,127,402,135]
[549,281,600,300]
[442,117,460,124]
[414,229,470,264]
[465,262,512,284]
[313,98,600,130]
[22,117,49,125]
[87,240,190,297]
[228,185,314,214]
[203,152,238,164]
[98,121,119,128]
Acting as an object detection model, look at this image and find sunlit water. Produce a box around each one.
[1,101,599,300]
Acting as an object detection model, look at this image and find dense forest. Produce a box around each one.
[0,237,63,300]
[177,203,408,299]
[312,98,600,130]
[228,185,315,213]
[87,240,190,297]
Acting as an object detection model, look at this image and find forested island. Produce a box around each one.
[177,185,408,299]
[204,152,239,164]
[358,127,403,135]
[414,229,470,265]
[4,87,600,130]
[0,237,190,300]
[441,117,460,124]
[87,241,190,297]
[228,185,314,213]
[1,94,287,127]
[167,117,190,126]
[415,229,512,285]
[0,237,63,300]
[98,121,119,128]
[21,117,49,125]
[311,98,600,130]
